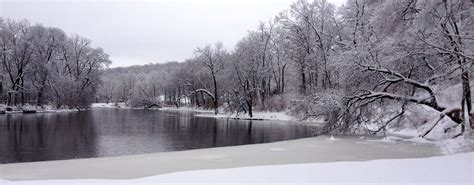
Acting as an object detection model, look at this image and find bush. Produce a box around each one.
[129,98,159,108]
[290,91,343,124]
[266,95,288,112]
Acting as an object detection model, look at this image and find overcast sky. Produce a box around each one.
[1,0,346,67]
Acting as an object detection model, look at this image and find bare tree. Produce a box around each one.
[194,43,226,115]
[0,20,35,106]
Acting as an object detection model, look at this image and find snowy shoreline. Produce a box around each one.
[0,108,471,184]
[195,111,300,121]
[0,109,79,114]
[0,104,79,115]
[0,136,444,181]
[92,103,323,123]
[1,152,471,184]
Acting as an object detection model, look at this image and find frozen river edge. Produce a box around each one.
[0,136,442,181]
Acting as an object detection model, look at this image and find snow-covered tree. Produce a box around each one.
[194,43,227,115]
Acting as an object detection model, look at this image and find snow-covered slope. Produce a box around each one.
[1,152,472,185]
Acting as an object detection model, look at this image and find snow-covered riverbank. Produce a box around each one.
[1,151,471,184]
[0,136,442,181]
[1,106,471,184]
[195,111,299,121]
[91,103,321,122]
[0,104,78,114]
[90,103,130,109]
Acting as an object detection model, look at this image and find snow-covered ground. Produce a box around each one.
[92,103,301,122]
[1,152,471,185]
[2,103,472,184]
[0,136,441,180]
[0,104,78,113]
[185,108,325,124]
[90,103,129,109]
[91,103,214,113]
[159,106,213,113]
[195,111,297,121]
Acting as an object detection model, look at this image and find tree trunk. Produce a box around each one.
[0,78,3,96]
[212,73,219,115]
[248,100,253,118]
[20,78,25,105]
[200,92,205,108]
[7,92,13,106]
[463,101,471,133]
[300,66,306,95]
[37,89,44,106]
[460,62,472,133]
[461,70,471,112]
[281,64,286,93]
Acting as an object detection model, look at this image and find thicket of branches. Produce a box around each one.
[0,18,111,109]
[99,0,473,135]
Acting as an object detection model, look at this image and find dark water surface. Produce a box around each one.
[0,109,316,163]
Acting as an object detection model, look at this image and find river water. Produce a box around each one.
[0,108,317,163]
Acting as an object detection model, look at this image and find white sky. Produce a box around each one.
[0,0,346,67]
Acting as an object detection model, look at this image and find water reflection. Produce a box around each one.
[0,109,316,163]
[0,112,98,163]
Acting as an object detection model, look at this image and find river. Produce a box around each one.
[0,108,317,163]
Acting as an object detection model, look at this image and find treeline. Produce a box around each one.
[100,0,473,135]
[0,18,111,109]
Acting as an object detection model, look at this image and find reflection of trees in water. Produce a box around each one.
[160,115,314,150]
[0,109,315,163]
[0,112,98,163]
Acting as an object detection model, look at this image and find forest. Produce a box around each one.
[0,19,111,109]
[1,0,473,136]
